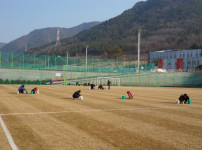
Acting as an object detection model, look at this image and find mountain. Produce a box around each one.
[0,21,100,53]
[0,42,6,49]
[28,0,202,57]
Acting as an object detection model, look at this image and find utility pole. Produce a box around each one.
[56,28,60,46]
[66,52,68,69]
[138,29,141,72]
[48,56,50,69]
[25,43,27,52]
[86,45,88,71]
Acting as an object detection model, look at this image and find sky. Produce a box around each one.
[0,0,143,43]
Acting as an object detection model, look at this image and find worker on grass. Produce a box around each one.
[178,93,190,104]
[127,91,134,99]
[31,87,39,94]
[90,84,95,90]
[17,85,27,94]
[107,80,111,90]
[98,84,104,90]
[72,90,83,100]
[50,79,53,85]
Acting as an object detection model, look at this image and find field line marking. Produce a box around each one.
[0,116,18,150]
[0,107,184,116]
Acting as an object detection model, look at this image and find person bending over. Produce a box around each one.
[73,90,81,99]
[31,87,39,94]
[127,91,134,99]
[98,85,104,90]
[179,93,190,104]
[90,84,95,90]
[18,85,26,93]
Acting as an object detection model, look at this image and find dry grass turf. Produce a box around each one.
[0,85,202,150]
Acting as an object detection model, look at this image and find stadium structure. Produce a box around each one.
[148,49,202,72]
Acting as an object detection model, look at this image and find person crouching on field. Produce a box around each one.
[127,91,134,99]
[179,93,190,104]
[31,87,39,94]
[73,90,82,99]
[18,85,26,94]
[98,84,104,90]
[90,84,95,90]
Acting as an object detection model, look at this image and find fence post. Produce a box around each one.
[12,52,13,68]
[51,65,53,80]
[9,63,12,84]
[0,52,1,68]
[34,54,36,69]
[148,73,150,87]
[23,54,24,69]
[26,65,28,85]
[45,55,46,69]
[157,73,159,87]
[63,65,66,85]
[164,73,166,86]
[40,68,42,85]
[55,56,57,70]
[173,71,176,87]
[129,72,131,87]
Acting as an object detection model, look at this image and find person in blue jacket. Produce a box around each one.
[50,79,53,85]
[18,85,26,93]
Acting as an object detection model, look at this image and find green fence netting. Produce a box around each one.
[0,52,154,73]
[0,52,201,87]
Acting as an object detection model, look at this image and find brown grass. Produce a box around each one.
[0,85,201,150]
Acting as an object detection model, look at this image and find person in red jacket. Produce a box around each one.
[127,91,134,99]
[31,87,39,94]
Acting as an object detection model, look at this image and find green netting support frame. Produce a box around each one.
[0,51,154,74]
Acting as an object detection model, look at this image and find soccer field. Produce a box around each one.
[0,85,202,150]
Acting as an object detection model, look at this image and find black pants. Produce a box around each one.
[179,98,185,104]
[19,90,24,93]
[32,90,36,94]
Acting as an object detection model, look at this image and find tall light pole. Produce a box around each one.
[25,43,27,52]
[48,56,50,69]
[137,29,141,72]
[66,51,68,70]
[66,52,68,66]
[86,45,88,71]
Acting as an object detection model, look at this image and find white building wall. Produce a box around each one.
[183,57,188,71]
[171,58,176,70]
[149,49,202,71]
[163,59,167,69]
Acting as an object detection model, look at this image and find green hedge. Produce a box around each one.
[0,79,49,85]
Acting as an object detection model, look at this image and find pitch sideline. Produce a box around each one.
[0,116,18,150]
[0,106,184,116]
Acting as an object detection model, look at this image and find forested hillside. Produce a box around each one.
[0,22,100,53]
[28,0,202,58]
[0,42,6,49]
